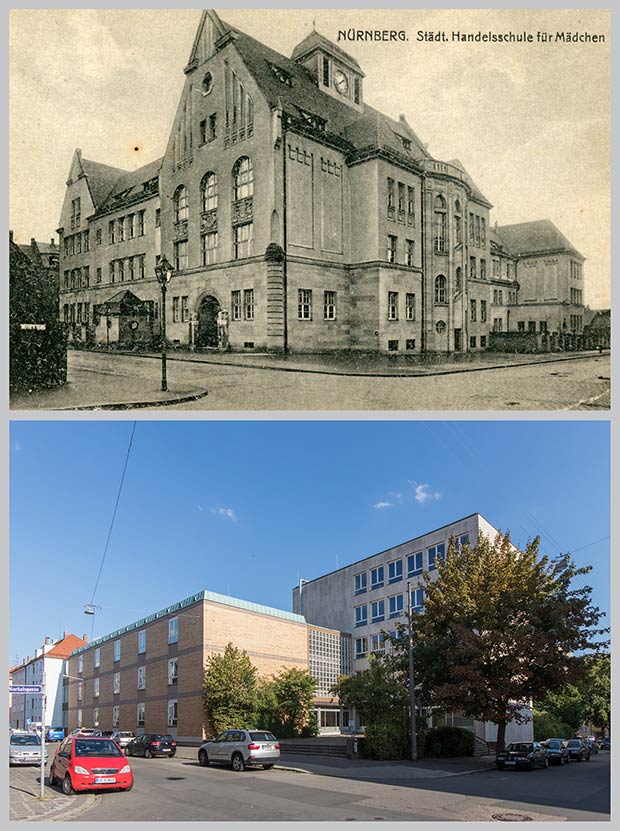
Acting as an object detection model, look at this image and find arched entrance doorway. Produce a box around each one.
[196,295,220,348]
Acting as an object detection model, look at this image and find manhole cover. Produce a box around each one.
[491,812,533,822]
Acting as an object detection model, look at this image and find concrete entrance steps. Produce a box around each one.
[279,737,350,758]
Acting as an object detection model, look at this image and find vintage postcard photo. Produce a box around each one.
[9,8,611,409]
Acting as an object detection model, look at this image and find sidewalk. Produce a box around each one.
[172,744,496,781]
[119,346,607,379]
[9,767,99,822]
[10,373,209,411]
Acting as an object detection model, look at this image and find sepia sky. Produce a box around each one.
[9,8,610,307]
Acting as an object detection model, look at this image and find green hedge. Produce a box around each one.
[424,726,475,757]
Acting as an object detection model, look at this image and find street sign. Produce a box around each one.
[9,685,42,694]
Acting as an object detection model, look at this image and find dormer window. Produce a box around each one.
[269,63,293,86]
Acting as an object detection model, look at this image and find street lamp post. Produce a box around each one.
[154,256,174,392]
[406,581,418,761]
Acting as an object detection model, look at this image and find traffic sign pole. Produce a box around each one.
[40,674,46,799]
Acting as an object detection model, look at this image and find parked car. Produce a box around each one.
[600,737,610,750]
[111,731,135,749]
[125,734,177,758]
[496,741,549,771]
[543,739,570,765]
[565,738,591,761]
[198,729,280,771]
[9,732,48,766]
[46,726,65,742]
[49,736,133,795]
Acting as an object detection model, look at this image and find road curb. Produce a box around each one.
[55,388,209,411]
[105,348,606,380]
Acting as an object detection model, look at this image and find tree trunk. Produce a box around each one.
[496,719,507,754]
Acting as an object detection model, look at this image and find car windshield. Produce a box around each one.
[74,739,123,757]
[249,732,276,742]
[11,735,41,746]
[506,743,533,753]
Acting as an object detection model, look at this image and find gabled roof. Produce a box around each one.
[290,29,363,74]
[45,634,87,659]
[497,220,583,259]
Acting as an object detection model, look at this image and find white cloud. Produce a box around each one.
[371,501,393,510]
[211,506,237,522]
[412,483,442,505]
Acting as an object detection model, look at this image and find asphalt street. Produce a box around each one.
[11,350,611,410]
[47,749,609,822]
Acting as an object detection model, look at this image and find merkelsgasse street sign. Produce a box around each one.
[9,685,43,694]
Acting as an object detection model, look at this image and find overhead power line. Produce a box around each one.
[89,422,137,605]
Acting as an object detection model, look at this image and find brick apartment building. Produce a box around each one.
[57,10,586,355]
[65,590,351,742]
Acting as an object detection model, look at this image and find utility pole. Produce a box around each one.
[407,582,418,761]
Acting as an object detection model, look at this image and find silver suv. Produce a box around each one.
[198,729,280,771]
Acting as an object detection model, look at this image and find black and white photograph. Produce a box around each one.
[9,7,611,410]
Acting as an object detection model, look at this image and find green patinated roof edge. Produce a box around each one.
[71,590,306,655]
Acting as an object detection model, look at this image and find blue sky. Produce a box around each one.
[9,420,610,663]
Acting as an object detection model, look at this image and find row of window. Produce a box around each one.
[76,618,178,673]
[353,542,460,598]
[354,588,426,629]
[77,699,178,730]
[386,179,415,224]
[386,235,415,266]
[108,211,147,245]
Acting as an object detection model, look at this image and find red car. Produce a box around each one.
[49,736,133,795]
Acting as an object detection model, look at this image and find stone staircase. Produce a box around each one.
[278,736,350,759]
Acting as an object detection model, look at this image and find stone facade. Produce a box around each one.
[57,11,586,354]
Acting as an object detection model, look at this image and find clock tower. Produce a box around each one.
[291,31,364,111]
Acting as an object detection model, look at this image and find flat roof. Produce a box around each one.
[294,513,494,588]
[71,590,306,655]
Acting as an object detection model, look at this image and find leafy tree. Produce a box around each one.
[331,654,411,759]
[271,668,318,736]
[396,532,607,752]
[202,643,258,736]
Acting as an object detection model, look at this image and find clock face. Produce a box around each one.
[334,69,349,96]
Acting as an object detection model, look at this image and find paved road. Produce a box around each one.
[12,350,611,411]
[63,750,609,822]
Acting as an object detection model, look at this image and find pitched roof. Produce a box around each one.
[497,219,583,258]
[45,633,87,659]
[221,21,428,159]
[80,156,162,214]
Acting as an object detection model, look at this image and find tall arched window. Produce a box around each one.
[201,172,218,213]
[434,275,447,304]
[174,185,188,223]
[433,194,447,253]
[232,157,254,201]
[454,199,462,244]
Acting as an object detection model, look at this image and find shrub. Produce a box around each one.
[423,726,475,757]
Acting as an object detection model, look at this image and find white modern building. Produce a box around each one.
[293,513,533,746]
[9,633,87,731]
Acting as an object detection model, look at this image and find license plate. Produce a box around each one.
[95,777,116,784]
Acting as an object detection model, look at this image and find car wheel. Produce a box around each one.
[145,748,152,759]
[62,775,75,796]
[231,753,245,772]
[263,763,275,770]
[198,750,210,767]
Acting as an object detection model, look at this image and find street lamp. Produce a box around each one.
[154,255,174,392]
[406,582,418,761]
